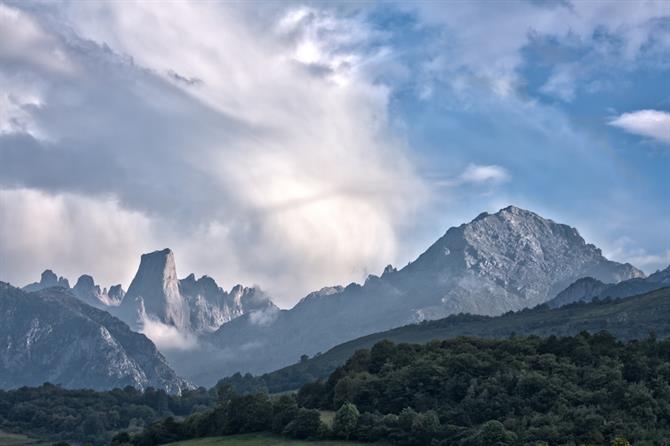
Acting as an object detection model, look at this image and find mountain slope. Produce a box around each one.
[244,286,670,393]
[202,206,642,383]
[0,282,190,393]
[548,265,670,308]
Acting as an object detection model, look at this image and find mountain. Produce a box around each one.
[548,265,670,308]
[118,249,191,331]
[73,274,123,308]
[200,206,643,383]
[22,269,70,292]
[237,285,670,393]
[115,248,277,335]
[23,270,125,309]
[0,282,190,393]
[179,274,277,333]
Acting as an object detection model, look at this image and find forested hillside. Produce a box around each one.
[220,287,670,393]
[125,332,669,445]
[0,385,217,445]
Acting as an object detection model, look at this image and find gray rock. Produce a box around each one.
[72,274,123,308]
[118,249,191,331]
[0,282,190,393]
[116,249,275,335]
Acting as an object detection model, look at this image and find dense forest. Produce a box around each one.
[219,287,670,394]
[0,384,217,445]
[122,331,669,446]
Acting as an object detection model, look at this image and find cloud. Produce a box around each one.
[0,2,428,306]
[139,314,199,351]
[0,188,157,287]
[410,1,670,97]
[602,236,670,273]
[248,307,280,326]
[0,3,74,74]
[609,110,670,144]
[437,164,511,188]
[459,164,511,185]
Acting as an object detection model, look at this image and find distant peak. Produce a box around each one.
[382,264,397,276]
[75,274,95,288]
[498,205,536,217]
[141,248,173,260]
[41,269,57,283]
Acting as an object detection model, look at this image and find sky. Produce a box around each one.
[0,0,669,308]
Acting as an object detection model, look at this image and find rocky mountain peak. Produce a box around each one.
[120,248,190,331]
[72,274,122,307]
[41,269,58,285]
[401,205,643,311]
[648,265,670,284]
[23,269,70,292]
[108,284,126,302]
[74,274,97,291]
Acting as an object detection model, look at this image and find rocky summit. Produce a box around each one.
[118,249,191,331]
[115,248,277,335]
[201,206,644,382]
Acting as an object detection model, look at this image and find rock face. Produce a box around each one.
[202,206,644,383]
[72,274,123,308]
[118,249,191,331]
[20,250,275,346]
[0,282,190,393]
[179,275,277,333]
[548,265,670,308]
[116,249,276,334]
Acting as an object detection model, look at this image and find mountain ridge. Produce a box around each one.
[195,205,643,384]
[548,264,670,308]
[0,282,190,393]
[230,285,670,393]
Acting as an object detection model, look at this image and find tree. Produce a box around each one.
[111,432,131,446]
[611,437,631,446]
[224,393,272,434]
[333,402,359,439]
[283,408,324,439]
[271,394,299,433]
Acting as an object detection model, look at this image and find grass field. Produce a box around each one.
[165,433,378,446]
[0,431,45,446]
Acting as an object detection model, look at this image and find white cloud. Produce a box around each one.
[411,1,670,97]
[438,164,511,188]
[0,3,428,306]
[459,164,511,184]
[139,313,199,351]
[602,236,670,273]
[0,188,157,287]
[0,3,74,74]
[609,109,670,144]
